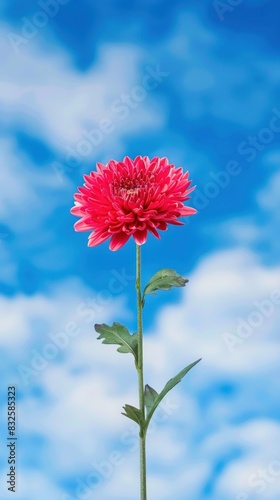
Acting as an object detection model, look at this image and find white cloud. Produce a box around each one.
[254,169,280,255]
[0,276,133,476]
[0,470,64,500]
[213,420,280,499]
[165,11,280,127]
[203,217,262,247]
[0,24,166,158]
[206,164,280,256]
[263,149,280,169]
[257,170,280,212]
[1,245,280,498]
[0,137,66,235]
[0,242,17,287]
[145,247,280,380]
[0,275,128,353]
[1,5,279,500]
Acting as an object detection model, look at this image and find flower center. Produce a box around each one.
[112,177,146,198]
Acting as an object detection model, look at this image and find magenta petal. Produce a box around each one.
[96,162,105,173]
[133,229,148,245]
[148,226,160,239]
[74,218,94,232]
[70,205,83,216]
[71,155,197,249]
[157,221,168,231]
[180,206,197,216]
[109,232,130,251]
[88,230,110,247]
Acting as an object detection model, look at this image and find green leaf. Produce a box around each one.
[95,322,138,363]
[122,404,143,426]
[144,358,202,431]
[143,269,188,304]
[144,384,159,415]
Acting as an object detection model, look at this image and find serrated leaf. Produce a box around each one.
[144,358,202,431]
[122,404,143,426]
[144,384,159,415]
[95,322,138,363]
[143,269,188,304]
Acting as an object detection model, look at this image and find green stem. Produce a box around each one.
[136,244,147,500]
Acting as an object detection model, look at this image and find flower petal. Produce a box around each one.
[88,230,110,247]
[133,229,148,245]
[74,218,94,232]
[147,226,160,239]
[70,204,83,216]
[180,206,197,216]
[109,232,131,251]
[71,155,197,250]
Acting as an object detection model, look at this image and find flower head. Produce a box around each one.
[71,156,196,251]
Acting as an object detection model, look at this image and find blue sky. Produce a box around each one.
[0,0,280,498]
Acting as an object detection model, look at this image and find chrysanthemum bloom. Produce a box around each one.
[71,156,197,251]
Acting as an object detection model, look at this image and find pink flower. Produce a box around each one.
[71,156,197,251]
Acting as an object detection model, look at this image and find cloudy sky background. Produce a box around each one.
[0,0,280,498]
